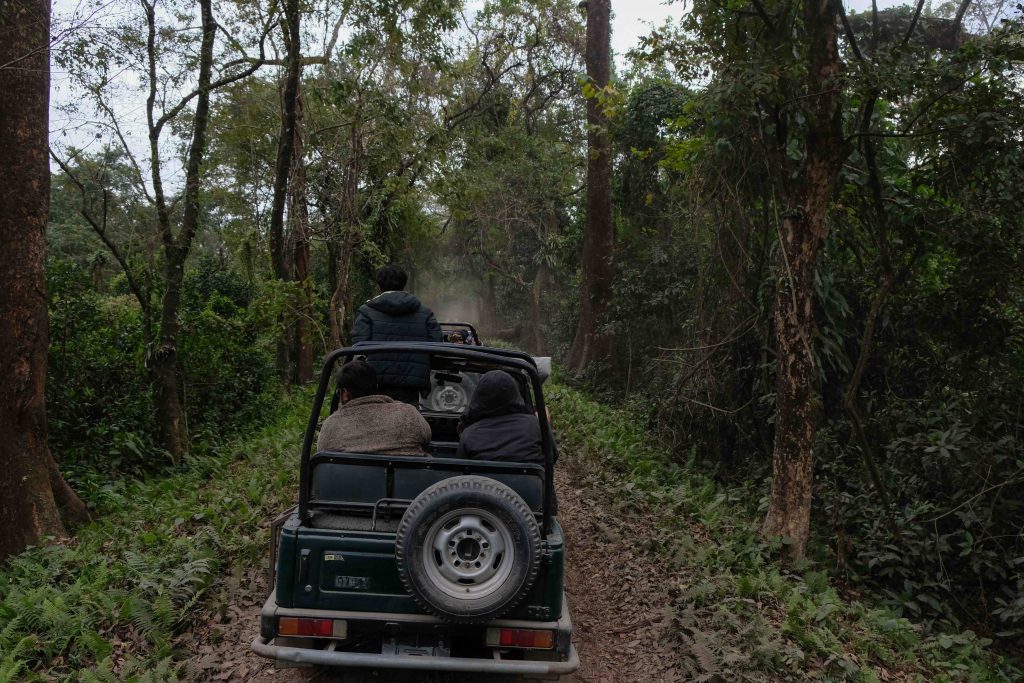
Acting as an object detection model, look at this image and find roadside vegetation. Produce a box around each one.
[0,0,1021,679]
[550,384,1022,681]
[2,382,1018,681]
[0,396,306,682]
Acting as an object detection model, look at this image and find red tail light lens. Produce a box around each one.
[278,617,344,637]
[486,627,555,649]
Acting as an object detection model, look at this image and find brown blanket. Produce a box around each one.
[316,395,431,456]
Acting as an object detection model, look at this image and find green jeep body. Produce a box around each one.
[252,343,578,677]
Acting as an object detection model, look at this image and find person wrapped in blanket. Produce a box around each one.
[317,360,431,457]
[456,370,549,464]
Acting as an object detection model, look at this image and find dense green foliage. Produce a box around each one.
[480,4,1024,643]
[0,394,306,681]
[551,383,1022,680]
[46,256,278,489]
[15,0,1022,676]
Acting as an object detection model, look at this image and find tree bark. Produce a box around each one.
[761,0,846,559]
[329,227,356,349]
[531,265,549,356]
[0,0,90,563]
[328,127,362,349]
[268,0,302,382]
[291,85,313,383]
[567,0,614,375]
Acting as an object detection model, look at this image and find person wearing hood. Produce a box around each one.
[456,370,544,464]
[352,264,442,403]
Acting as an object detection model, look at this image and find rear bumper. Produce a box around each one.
[251,636,579,675]
[252,590,578,675]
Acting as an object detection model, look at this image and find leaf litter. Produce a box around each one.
[184,466,694,682]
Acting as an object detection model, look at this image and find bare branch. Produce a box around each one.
[901,0,927,48]
[838,1,865,62]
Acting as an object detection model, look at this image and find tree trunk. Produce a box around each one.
[0,0,89,563]
[531,264,549,356]
[329,228,355,349]
[567,0,614,375]
[329,128,362,350]
[478,271,499,334]
[148,337,188,464]
[291,85,313,383]
[268,0,302,383]
[761,0,846,559]
[148,0,218,463]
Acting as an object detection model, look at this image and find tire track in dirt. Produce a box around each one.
[555,467,685,683]
[191,468,686,682]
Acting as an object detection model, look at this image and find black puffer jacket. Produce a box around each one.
[457,371,543,464]
[351,291,442,390]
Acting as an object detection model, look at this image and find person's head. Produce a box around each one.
[463,370,527,426]
[376,264,408,292]
[339,360,378,403]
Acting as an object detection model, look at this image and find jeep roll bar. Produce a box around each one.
[299,343,555,534]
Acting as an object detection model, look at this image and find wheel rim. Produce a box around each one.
[421,507,516,600]
[435,384,466,412]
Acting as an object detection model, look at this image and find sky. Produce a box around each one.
[48,0,910,172]
[611,0,680,59]
[609,0,893,59]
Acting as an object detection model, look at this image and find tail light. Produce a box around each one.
[278,617,347,638]
[485,627,555,649]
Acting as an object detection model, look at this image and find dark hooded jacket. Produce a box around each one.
[351,291,442,390]
[456,370,543,464]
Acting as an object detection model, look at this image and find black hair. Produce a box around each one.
[339,360,378,399]
[376,264,408,291]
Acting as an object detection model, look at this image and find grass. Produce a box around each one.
[0,391,310,682]
[546,382,1023,682]
[2,380,1020,681]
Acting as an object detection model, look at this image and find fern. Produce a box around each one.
[0,614,23,653]
[123,595,162,643]
[0,635,34,683]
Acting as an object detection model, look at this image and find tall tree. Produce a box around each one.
[0,0,90,562]
[54,0,275,462]
[760,0,847,558]
[268,0,302,380]
[436,0,585,353]
[291,85,314,383]
[567,0,615,374]
[144,0,220,462]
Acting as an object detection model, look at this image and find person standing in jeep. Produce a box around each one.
[352,264,442,404]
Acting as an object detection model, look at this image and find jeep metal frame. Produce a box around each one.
[252,342,578,677]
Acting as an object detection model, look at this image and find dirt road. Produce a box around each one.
[191,468,686,683]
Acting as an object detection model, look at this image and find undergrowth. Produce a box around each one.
[0,391,309,682]
[5,379,1020,681]
[547,383,1023,682]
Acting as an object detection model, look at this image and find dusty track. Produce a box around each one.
[190,468,685,682]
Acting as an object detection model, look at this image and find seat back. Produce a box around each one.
[310,462,387,504]
[309,452,545,513]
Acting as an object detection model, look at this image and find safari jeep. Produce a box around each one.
[252,342,579,678]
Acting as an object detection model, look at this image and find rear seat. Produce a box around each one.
[308,452,546,528]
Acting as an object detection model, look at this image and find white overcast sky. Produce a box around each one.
[48,0,908,167]
[610,0,892,58]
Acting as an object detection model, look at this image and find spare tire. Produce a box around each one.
[395,475,541,623]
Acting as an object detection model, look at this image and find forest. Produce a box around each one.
[1,0,1022,679]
